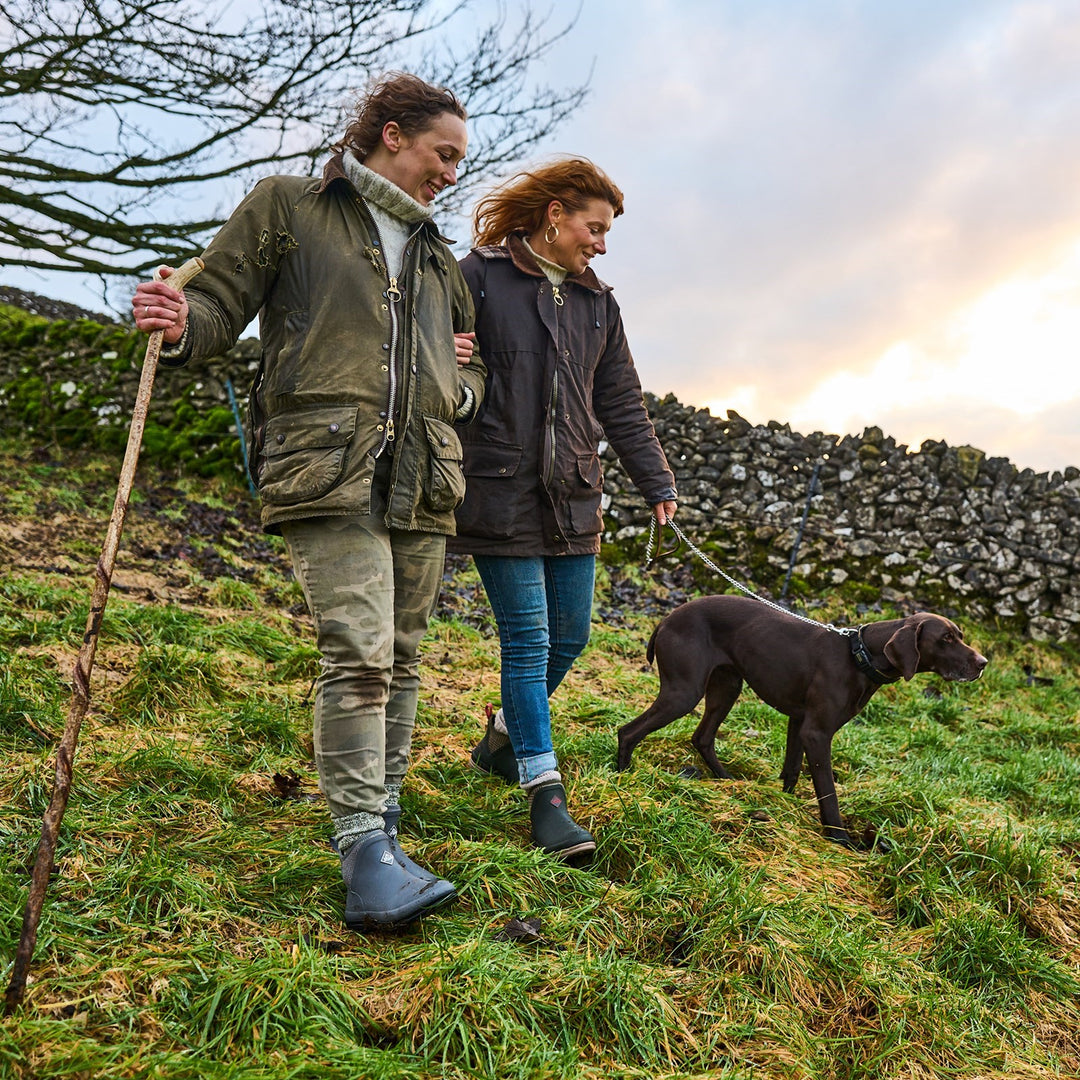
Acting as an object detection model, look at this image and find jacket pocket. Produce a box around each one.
[455,440,523,540]
[258,405,359,506]
[421,414,466,512]
[462,440,523,479]
[567,453,604,537]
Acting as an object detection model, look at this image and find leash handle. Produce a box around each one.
[644,515,683,568]
[643,517,858,638]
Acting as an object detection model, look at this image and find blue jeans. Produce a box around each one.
[473,554,595,785]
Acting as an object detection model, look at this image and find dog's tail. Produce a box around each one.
[645,625,660,665]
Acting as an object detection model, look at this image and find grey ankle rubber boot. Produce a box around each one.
[340,829,456,931]
[528,782,596,866]
[383,804,440,885]
[470,704,518,784]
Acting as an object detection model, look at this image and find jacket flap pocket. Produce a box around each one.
[423,415,463,460]
[421,415,465,513]
[463,440,522,478]
[264,406,358,458]
[576,453,602,487]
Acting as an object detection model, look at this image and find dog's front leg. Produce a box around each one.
[799,722,854,848]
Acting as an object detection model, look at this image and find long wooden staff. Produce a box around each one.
[4,257,204,1013]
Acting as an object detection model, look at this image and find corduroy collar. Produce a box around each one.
[506,232,607,293]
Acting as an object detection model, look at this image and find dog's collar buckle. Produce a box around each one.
[850,627,902,685]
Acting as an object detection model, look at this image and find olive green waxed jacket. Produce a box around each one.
[162,154,485,534]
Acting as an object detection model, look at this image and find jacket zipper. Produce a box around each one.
[371,220,423,457]
[543,369,559,489]
[543,281,560,488]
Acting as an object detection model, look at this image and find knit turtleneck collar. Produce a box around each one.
[343,153,434,226]
[520,237,570,276]
[522,237,568,283]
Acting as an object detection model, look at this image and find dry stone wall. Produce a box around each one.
[0,294,260,476]
[602,395,1080,642]
[2,289,1076,640]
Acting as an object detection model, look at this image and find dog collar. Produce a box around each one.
[850,627,902,685]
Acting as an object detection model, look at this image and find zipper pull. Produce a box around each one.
[552,283,565,307]
[386,417,395,442]
[387,277,402,303]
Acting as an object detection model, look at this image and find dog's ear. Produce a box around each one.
[884,620,922,680]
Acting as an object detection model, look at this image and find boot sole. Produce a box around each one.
[543,840,596,867]
[345,884,457,933]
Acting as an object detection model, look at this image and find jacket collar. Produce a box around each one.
[506,232,609,293]
[317,152,350,193]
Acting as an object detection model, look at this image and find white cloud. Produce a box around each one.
[766,237,1080,469]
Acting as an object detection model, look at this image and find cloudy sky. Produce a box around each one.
[516,0,1080,475]
[7,0,1080,474]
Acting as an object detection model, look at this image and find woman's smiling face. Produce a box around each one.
[544,198,615,274]
[379,111,468,205]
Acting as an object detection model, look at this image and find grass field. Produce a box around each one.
[2,443,1080,1079]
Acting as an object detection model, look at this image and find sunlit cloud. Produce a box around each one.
[704,383,761,422]
[564,2,1080,474]
[758,239,1080,466]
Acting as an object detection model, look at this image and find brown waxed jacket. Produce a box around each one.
[447,235,675,556]
[161,154,486,534]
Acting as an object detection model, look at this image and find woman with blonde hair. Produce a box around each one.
[450,158,677,864]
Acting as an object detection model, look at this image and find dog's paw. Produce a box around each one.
[859,823,892,854]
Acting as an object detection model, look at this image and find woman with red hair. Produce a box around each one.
[450,158,677,864]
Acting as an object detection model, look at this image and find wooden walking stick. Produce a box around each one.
[4,257,204,1013]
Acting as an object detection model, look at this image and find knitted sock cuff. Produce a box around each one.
[384,781,403,809]
[487,708,511,749]
[523,770,562,795]
[334,811,384,853]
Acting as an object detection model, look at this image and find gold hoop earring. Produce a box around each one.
[544,223,559,244]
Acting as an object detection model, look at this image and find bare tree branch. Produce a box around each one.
[0,0,588,297]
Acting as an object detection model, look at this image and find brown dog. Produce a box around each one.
[616,595,988,849]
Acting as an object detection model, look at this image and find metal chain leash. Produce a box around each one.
[644,516,859,638]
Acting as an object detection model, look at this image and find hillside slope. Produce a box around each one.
[2,442,1080,1080]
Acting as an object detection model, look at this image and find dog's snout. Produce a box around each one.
[938,644,988,683]
[955,649,989,681]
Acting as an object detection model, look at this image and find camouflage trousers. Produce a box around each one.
[280,460,445,823]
